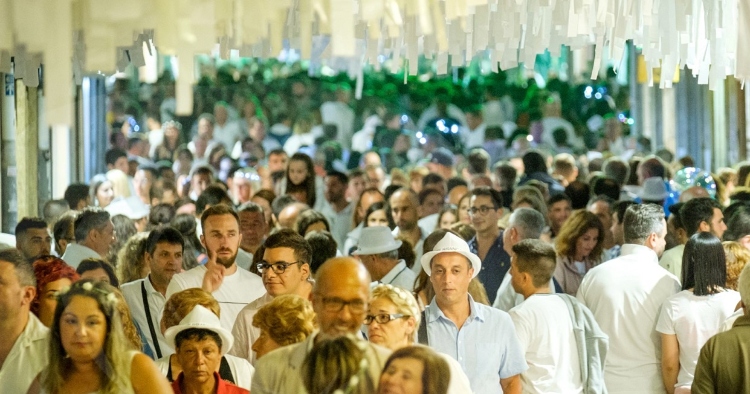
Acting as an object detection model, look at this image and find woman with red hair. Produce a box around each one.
[31,256,79,327]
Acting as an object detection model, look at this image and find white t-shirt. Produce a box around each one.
[577,244,681,394]
[229,293,273,364]
[655,289,741,389]
[165,265,266,332]
[509,295,583,394]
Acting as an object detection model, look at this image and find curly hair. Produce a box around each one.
[724,241,750,290]
[371,284,420,333]
[555,209,604,261]
[113,289,143,351]
[252,294,316,347]
[116,232,151,285]
[161,288,220,333]
[31,256,79,317]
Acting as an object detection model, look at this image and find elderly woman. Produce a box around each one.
[31,256,79,327]
[251,294,316,359]
[553,210,604,295]
[30,280,170,394]
[379,346,451,394]
[158,288,254,390]
[365,284,471,394]
[165,305,249,394]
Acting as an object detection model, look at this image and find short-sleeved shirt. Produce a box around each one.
[425,295,527,394]
[655,289,740,389]
[120,276,172,359]
[0,313,49,393]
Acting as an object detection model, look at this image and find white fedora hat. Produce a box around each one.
[354,226,403,255]
[420,232,482,278]
[164,305,234,354]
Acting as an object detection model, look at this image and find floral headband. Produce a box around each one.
[333,337,370,394]
[59,281,118,308]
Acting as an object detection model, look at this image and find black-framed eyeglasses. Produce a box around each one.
[363,313,407,325]
[318,296,366,313]
[256,261,301,275]
[468,206,496,216]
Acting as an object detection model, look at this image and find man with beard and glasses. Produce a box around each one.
[166,204,266,331]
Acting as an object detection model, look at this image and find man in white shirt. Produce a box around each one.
[578,203,681,394]
[0,249,48,393]
[355,226,416,291]
[493,208,549,311]
[61,207,115,268]
[320,171,354,253]
[229,229,313,364]
[320,85,356,151]
[121,227,184,359]
[166,204,266,332]
[509,239,585,393]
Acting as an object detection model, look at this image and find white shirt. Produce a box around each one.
[655,289,741,389]
[283,132,316,156]
[509,295,583,394]
[720,308,744,332]
[541,117,582,149]
[0,313,49,393]
[462,123,487,149]
[417,213,439,234]
[320,101,355,150]
[166,265,266,332]
[120,276,172,358]
[577,244,681,394]
[236,249,253,271]
[392,226,429,275]
[379,260,417,291]
[493,272,557,312]
[61,243,101,269]
[320,202,354,253]
[659,244,684,279]
[229,293,273,364]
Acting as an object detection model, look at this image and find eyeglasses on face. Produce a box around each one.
[468,205,496,216]
[363,313,407,325]
[256,260,301,275]
[318,296,366,313]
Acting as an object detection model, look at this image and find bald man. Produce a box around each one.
[277,202,309,229]
[251,257,391,394]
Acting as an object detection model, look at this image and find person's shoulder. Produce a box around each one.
[119,278,146,293]
[224,354,255,376]
[237,268,263,282]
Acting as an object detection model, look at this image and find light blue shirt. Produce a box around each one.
[425,295,527,394]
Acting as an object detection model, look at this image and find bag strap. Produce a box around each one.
[417,308,429,345]
[141,281,162,359]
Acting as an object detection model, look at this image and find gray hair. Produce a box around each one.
[373,249,399,261]
[74,207,111,242]
[508,208,546,240]
[623,204,665,244]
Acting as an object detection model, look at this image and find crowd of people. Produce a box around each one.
[1,65,750,394]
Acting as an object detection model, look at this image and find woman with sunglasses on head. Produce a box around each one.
[365,284,471,394]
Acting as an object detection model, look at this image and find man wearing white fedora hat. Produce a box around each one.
[166,305,249,394]
[419,231,526,394]
[355,226,416,291]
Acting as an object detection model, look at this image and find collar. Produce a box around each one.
[380,260,408,284]
[174,371,231,393]
[619,244,659,260]
[20,312,49,346]
[65,243,101,258]
[144,275,166,297]
[426,294,484,324]
[733,314,750,328]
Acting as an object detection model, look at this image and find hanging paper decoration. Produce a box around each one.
[0,0,746,122]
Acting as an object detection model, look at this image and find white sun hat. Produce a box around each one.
[164,305,234,354]
[420,232,482,278]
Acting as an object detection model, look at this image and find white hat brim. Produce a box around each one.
[420,249,482,279]
[164,323,234,354]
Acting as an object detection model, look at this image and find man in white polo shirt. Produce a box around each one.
[166,204,265,332]
[355,226,417,291]
[578,203,680,394]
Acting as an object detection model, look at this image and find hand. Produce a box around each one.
[202,262,227,293]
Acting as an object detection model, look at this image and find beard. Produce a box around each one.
[210,248,238,268]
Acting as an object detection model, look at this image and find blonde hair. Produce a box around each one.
[371,284,421,332]
[161,288,220,332]
[113,289,143,351]
[106,169,131,198]
[44,280,131,394]
[116,232,150,285]
[723,241,750,290]
[302,335,377,394]
[252,294,316,346]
